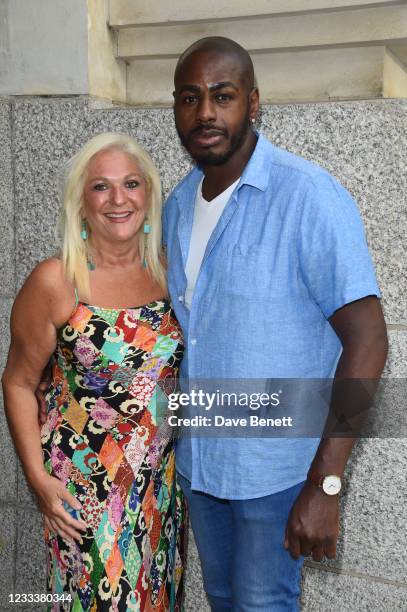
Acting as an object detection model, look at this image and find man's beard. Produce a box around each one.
[176,108,252,166]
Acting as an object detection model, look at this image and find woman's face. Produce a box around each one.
[82,148,149,246]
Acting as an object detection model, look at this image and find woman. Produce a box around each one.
[2,133,186,611]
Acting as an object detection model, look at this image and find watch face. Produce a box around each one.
[322,475,342,495]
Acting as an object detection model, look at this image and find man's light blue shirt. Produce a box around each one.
[163,134,380,499]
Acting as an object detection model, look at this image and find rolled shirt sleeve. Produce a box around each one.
[297,173,381,319]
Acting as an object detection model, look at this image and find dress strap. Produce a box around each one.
[74,287,79,307]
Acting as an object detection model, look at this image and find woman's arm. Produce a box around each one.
[2,259,87,541]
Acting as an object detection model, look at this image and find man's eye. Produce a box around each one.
[216,94,231,102]
[126,180,140,189]
[93,183,107,191]
[183,95,197,104]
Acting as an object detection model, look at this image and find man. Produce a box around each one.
[162,37,388,611]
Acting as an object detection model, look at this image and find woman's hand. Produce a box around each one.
[33,473,87,542]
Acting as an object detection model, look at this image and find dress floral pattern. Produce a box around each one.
[41,299,186,611]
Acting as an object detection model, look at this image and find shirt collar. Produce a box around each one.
[172,165,203,205]
[239,132,272,192]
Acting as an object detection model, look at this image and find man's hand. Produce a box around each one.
[35,363,52,426]
[284,482,339,561]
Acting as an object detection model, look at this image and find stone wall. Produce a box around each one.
[0,1,88,96]
[0,96,406,610]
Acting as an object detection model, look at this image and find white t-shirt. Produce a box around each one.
[184,177,240,309]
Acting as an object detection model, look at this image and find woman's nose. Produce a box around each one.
[111,185,126,205]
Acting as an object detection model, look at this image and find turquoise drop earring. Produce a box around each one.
[143,219,151,268]
[81,219,95,270]
[87,257,96,271]
[81,219,88,240]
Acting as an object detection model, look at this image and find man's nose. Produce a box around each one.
[197,95,216,123]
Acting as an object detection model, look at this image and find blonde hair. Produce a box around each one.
[60,133,166,299]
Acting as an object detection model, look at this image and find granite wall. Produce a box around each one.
[0,96,406,611]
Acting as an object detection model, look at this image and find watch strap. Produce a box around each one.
[307,473,325,487]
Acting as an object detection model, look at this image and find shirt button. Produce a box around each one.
[178,295,184,302]
[190,338,197,345]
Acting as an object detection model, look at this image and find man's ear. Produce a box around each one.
[249,87,260,120]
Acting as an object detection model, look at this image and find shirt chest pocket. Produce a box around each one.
[222,244,272,296]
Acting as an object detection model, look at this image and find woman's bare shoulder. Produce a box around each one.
[15,257,75,325]
[29,256,64,281]
[22,257,66,294]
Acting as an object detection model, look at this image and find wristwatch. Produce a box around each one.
[307,473,342,496]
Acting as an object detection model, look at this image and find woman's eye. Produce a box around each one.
[126,180,140,189]
[93,183,107,191]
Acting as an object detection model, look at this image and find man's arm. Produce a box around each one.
[284,295,388,561]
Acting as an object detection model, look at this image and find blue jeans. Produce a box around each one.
[178,474,305,612]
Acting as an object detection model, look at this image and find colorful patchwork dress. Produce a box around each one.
[41,299,186,611]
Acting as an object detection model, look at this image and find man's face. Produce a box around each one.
[173,51,258,165]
